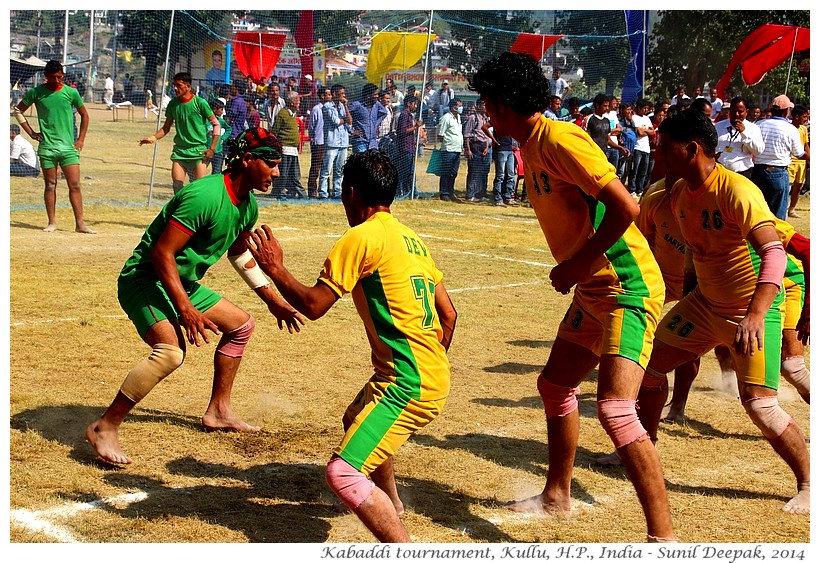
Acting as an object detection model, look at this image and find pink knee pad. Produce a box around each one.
[538,377,579,418]
[325,456,375,510]
[781,356,810,398]
[216,315,255,358]
[742,395,793,439]
[597,399,648,449]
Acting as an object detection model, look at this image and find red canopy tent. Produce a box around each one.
[715,24,810,101]
[232,32,287,83]
[510,33,564,61]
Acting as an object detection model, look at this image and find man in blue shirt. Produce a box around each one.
[348,83,387,153]
[319,84,352,198]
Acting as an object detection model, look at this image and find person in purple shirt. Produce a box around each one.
[226,84,248,139]
[348,83,387,153]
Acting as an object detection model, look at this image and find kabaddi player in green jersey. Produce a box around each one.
[469,53,676,542]
[15,60,95,233]
[140,71,220,193]
[246,149,458,542]
[86,128,304,465]
[640,109,809,515]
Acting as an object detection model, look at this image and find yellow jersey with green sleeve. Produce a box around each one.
[317,212,450,401]
[669,164,776,311]
[636,179,685,302]
[521,115,662,309]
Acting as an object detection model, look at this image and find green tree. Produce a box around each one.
[647,10,809,103]
[553,11,631,97]
[437,11,536,76]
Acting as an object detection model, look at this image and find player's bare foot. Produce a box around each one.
[42,224,57,232]
[783,488,810,514]
[76,225,96,234]
[201,413,260,432]
[85,420,132,465]
[504,493,569,515]
[660,403,685,423]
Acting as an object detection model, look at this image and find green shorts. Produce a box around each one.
[117,274,222,339]
[38,146,80,169]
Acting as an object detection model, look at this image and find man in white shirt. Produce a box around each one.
[629,98,655,195]
[10,124,39,176]
[550,69,571,100]
[669,86,690,107]
[306,86,330,198]
[714,96,764,178]
[752,94,808,219]
[708,87,724,120]
[104,73,115,108]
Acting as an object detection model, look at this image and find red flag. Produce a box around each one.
[295,11,314,91]
[715,24,810,100]
[233,32,287,83]
[510,33,564,61]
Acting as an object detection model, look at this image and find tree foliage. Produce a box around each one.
[437,11,536,76]
[553,11,631,96]
[647,10,810,103]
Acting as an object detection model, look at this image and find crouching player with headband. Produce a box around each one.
[246,149,458,542]
[86,128,305,465]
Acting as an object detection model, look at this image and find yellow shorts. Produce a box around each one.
[783,277,804,331]
[334,377,447,476]
[556,280,663,369]
[788,160,807,184]
[655,287,784,388]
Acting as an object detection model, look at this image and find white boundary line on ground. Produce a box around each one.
[10,314,128,327]
[9,491,149,543]
[448,281,542,294]
[443,249,556,268]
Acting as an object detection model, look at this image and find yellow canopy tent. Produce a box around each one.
[365,31,436,84]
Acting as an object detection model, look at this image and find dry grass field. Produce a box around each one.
[7,104,812,547]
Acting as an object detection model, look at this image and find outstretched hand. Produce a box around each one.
[267,299,306,333]
[246,224,283,276]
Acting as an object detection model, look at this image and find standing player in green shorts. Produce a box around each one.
[14,59,95,233]
[246,149,458,542]
[140,72,220,193]
[469,53,676,542]
[638,109,809,515]
[85,128,305,465]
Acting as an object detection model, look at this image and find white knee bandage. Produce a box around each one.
[538,377,579,418]
[120,343,185,403]
[325,456,374,510]
[742,395,793,439]
[598,399,648,449]
[781,356,810,399]
[216,315,255,358]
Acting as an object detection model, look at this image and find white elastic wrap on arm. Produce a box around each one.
[13,107,28,125]
[229,249,269,289]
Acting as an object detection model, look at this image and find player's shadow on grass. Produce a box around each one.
[483,362,543,375]
[10,404,212,467]
[9,220,49,231]
[97,461,332,542]
[472,387,599,418]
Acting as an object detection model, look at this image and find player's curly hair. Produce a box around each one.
[468,52,550,115]
[658,108,718,158]
[342,149,397,207]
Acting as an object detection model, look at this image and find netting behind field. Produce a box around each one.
[9,10,642,205]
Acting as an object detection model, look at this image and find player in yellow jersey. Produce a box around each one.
[246,149,457,542]
[638,108,809,515]
[469,52,675,542]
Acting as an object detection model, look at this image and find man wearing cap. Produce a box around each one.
[430,80,454,121]
[752,95,808,220]
[85,128,305,465]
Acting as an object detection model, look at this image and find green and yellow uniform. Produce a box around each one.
[521,116,665,368]
[319,212,450,475]
[637,179,686,302]
[118,174,257,338]
[659,165,783,388]
[787,124,808,185]
[165,95,214,163]
[21,83,84,169]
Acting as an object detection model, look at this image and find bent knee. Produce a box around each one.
[325,456,374,510]
[598,399,647,449]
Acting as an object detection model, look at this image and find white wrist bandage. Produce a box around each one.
[13,107,28,125]
[229,249,269,289]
